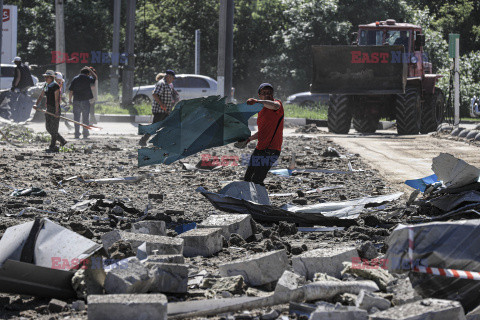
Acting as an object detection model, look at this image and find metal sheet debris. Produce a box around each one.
[0,218,103,298]
[432,153,480,189]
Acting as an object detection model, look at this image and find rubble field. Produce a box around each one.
[0,123,479,320]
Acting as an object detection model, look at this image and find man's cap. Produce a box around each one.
[55,72,64,81]
[43,70,55,77]
[166,69,176,78]
[12,56,21,62]
[258,83,274,93]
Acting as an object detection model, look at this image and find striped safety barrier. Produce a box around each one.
[408,226,480,281]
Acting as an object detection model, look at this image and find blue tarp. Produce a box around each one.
[405,174,439,192]
[137,96,262,167]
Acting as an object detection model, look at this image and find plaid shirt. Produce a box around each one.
[152,79,175,114]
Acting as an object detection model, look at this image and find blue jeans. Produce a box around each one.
[73,100,90,137]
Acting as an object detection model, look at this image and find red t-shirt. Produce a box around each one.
[256,99,284,151]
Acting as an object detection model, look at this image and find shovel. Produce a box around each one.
[33,107,102,131]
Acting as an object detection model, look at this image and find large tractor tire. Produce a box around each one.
[353,114,380,134]
[328,94,352,134]
[395,86,421,135]
[420,88,445,134]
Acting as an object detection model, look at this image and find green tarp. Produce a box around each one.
[137,96,262,167]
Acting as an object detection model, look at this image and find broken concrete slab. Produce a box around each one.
[48,298,68,313]
[71,267,106,299]
[386,277,421,306]
[369,298,466,320]
[146,254,184,264]
[355,290,391,311]
[88,294,167,320]
[179,228,223,257]
[219,249,289,286]
[101,230,183,255]
[131,220,166,236]
[147,262,188,293]
[313,272,342,282]
[104,257,152,294]
[342,262,394,291]
[292,246,357,279]
[198,214,252,240]
[200,275,245,295]
[309,303,368,320]
[274,270,306,294]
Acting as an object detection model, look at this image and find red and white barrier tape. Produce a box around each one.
[408,226,480,280]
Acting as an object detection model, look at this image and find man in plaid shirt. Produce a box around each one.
[139,69,178,146]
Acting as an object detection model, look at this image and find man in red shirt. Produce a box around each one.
[243,83,284,186]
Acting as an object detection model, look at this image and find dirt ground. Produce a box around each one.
[0,123,478,319]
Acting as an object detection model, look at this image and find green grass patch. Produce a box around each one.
[283,103,328,120]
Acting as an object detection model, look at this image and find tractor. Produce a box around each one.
[310,19,445,134]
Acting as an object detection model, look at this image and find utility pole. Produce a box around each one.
[449,33,460,125]
[217,0,234,101]
[55,0,66,76]
[121,0,136,107]
[195,29,200,75]
[110,0,121,100]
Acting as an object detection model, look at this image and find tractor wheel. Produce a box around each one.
[328,94,352,134]
[353,114,379,134]
[420,88,445,134]
[395,86,421,135]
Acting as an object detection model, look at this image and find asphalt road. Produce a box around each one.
[316,125,480,193]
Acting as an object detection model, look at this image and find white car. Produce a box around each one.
[0,64,38,90]
[132,74,218,104]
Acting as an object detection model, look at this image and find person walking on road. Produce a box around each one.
[240,83,284,186]
[68,67,96,139]
[139,69,177,146]
[33,70,67,152]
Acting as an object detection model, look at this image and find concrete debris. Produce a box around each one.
[309,303,368,320]
[369,298,466,320]
[131,220,166,236]
[355,289,391,311]
[104,257,152,294]
[200,275,246,295]
[71,268,106,299]
[71,300,86,311]
[313,272,342,282]
[357,241,378,260]
[198,214,253,240]
[88,294,168,320]
[107,240,135,260]
[146,254,185,264]
[467,304,480,320]
[219,249,289,286]
[292,246,358,279]
[386,277,422,306]
[48,298,68,313]
[179,227,223,257]
[147,262,188,293]
[274,270,306,294]
[342,262,395,291]
[101,230,184,255]
[168,280,379,318]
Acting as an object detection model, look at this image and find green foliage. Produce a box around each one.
[284,103,328,120]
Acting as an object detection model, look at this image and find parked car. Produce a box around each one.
[1,64,38,90]
[285,91,329,106]
[132,74,218,105]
